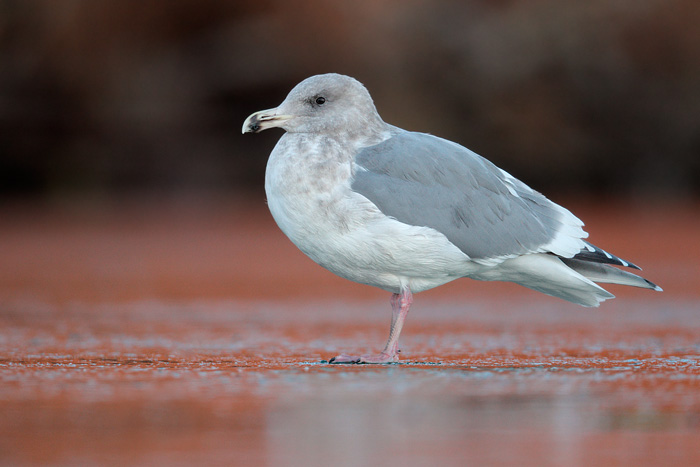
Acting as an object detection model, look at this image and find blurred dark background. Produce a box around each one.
[1,0,698,203]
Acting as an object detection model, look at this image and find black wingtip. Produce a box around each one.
[573,242,641,270]
[645,279,663,292]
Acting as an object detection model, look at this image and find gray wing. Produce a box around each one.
[351,131,582,262]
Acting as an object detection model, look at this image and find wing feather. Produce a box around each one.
[351,131,587,262]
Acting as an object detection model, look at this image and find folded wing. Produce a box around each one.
[352,131,587,265]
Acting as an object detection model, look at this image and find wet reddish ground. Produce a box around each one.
[1,198,699,466]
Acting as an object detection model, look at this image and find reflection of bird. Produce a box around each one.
[242,73,662,364]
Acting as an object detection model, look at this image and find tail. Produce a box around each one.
[561,241,662,292]
[543,243,662,307]
[559,257,662,291]
[494,247,661,308]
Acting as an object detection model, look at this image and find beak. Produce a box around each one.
[242,108,293,134]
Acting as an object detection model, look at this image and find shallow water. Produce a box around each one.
[1,201,698,465]
[1,298,699,466]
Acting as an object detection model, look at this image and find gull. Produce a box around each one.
[242,73,661,364]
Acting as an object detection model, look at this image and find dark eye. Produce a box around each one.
[315,96,326,105]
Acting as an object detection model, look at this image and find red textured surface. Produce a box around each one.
[1,199,699,466]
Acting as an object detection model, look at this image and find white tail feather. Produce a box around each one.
[480,254,615,307]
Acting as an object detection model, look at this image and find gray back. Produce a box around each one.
[351,132,563,260]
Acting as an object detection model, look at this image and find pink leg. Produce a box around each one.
[329,287,413,364]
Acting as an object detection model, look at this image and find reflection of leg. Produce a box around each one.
[329,287,413,364]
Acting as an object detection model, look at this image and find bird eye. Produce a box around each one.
[315,96,326,105]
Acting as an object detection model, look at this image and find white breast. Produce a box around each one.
[264,134,477,293]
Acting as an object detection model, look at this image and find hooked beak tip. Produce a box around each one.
[241,117,258,134]
[242,110,292,134]
[241,113,261,134]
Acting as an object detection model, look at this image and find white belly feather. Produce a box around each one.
[264,134,475,293]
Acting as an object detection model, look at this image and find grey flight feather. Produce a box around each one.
[559,257,661,290]
[352,131,567,261]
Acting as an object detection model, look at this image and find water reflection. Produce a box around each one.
[265,366,700,466]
